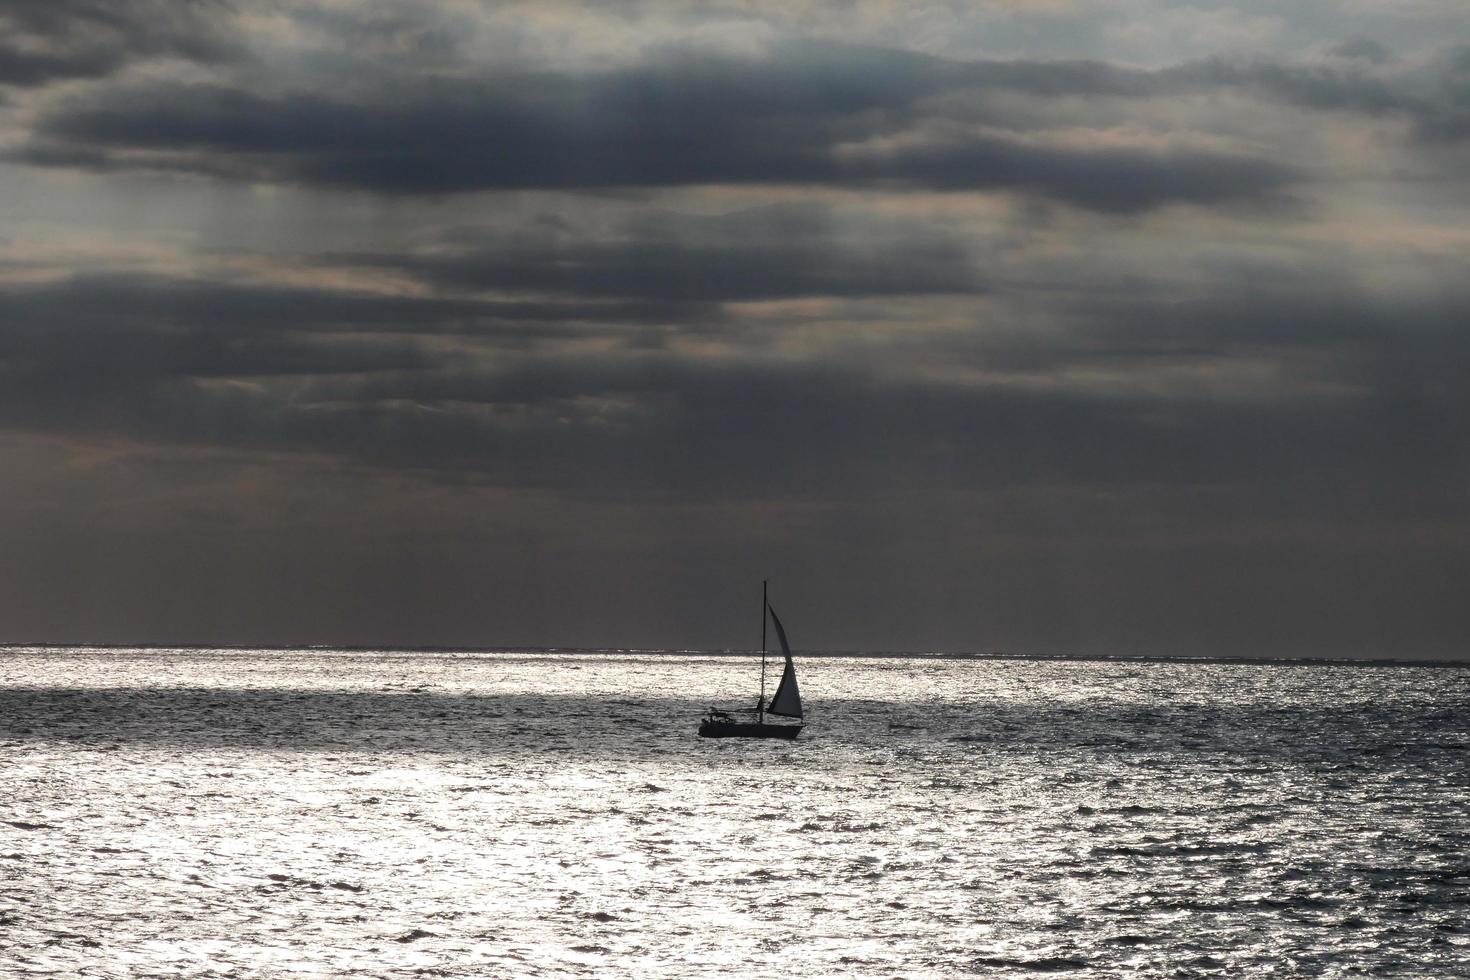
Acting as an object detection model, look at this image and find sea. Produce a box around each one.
[2,646,1467,978]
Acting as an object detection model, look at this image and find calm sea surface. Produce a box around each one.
[2,647,1467,978]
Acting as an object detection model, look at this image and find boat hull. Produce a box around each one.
[698,720,803,739]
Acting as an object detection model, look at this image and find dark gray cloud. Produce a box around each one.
[342,206,985,302]
[0,271,706,339]
[1159,45,1470,144]
[0,0,237,87]
[952,45,1468,136]
[841,134,1295,213]
[0,203,986,470]
[13,44,1301,211]
[4,257,1467,508]
[17,34,1470,216]
[1412,45,1470,142]
[1167,57,1418,115]
[5,323,1461,507]
[1328,37,1393,65]
[0,204,981,345]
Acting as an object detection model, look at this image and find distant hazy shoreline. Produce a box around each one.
[2,643,1463,669]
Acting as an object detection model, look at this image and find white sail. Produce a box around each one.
[765,605,803,719]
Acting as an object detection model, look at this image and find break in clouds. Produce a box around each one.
[1,1,1468,655]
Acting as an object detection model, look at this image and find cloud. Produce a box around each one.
[836,130,1295,212]
[1411,45,1470,142]
[0,0,238,88]
[1328,36,1392,65]
[1168,57,1417,115]
[2,6,1467,655]
[1155,45,1470,145]
[341,204,986,303]
[13,44,1302,211]
[0,200,988,472]
[4,250,1467,509]
[0,270,704,336]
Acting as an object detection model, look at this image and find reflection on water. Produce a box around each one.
[2,648,1468,977]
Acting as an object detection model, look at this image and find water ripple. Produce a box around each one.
[1,647,1467,977]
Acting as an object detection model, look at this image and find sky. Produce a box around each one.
[1,0,1468,658]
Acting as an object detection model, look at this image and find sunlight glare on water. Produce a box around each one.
[2,647,1468,977]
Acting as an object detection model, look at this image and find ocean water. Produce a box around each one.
[2,647,1467,978]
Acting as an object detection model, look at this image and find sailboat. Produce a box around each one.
[699,581,804,739]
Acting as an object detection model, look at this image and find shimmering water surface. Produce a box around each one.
[2,647,1467,978]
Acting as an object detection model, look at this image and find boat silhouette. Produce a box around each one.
[699,581,804,739]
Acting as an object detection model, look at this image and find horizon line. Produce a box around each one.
[2,642,1464,669]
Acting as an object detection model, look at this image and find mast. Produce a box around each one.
[759,579,767,724]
